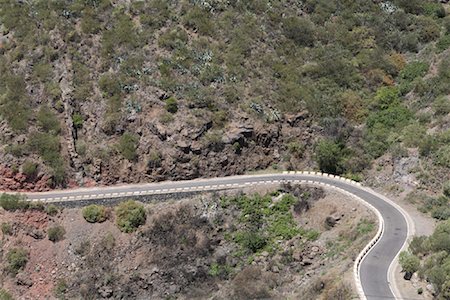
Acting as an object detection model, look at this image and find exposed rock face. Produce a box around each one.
[0,166,51,192]
[0,107,316,191]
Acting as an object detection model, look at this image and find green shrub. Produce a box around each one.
[436,35,450,53]
[423,2,446,18]
[431,207,450,220]
[117,133,139,161]
[183,6,215,36]
[82,205,107,223]
[399,61,429,82]
[6,248,28,275]
[401,123,426,148]
[72,113,84,129]
[314,140,345,174]
[115,200,146,233]
[33,62,52,82]
[54,278,67,298]
[443,181,450,198]
[45,204,59,216]
[0,289,13,300]
[72,62,92,102]
[138,0,169,30]
[282,16,315,47]
[234,231,267,253]
[80,8,101,34]
[158,27,189,50]
[356,219,375,235]
[0,74,31,132]
[432,96,450,116]
[102,14,140,57]
[435,145,450,168]
[27,132,61,166]
[99,73,121,97]
[48,225,65,242]
[409,236,428,256]
[287,141,305,158]
[165,97,178,113]
[37,106,60,133]
[0,194,28,211]
[1,222,12,235]
[22,161,38,179]
[399,251,420,279]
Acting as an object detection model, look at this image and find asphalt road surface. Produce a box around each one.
[22,173,407,300]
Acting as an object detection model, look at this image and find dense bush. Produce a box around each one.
[37,106,60,134]
[22,160,39,179]
[115,200,146,233]
[82,204,107,223]
[443,181,450,198]
[405,220,450,297]
[6,248,28,275]
[234,231,267,253]
[102,14,140,57]
[432,96,450,116]
[0,194,28,211]
[117,133,139,161]
[1,222,12,235]
[399,251,420,280]
[282,17,315,47]
[27,132,65,185]
[45,204,59,216]
[314,140,345,174]
[0,74,31,132]
[435,145,450,168]
[222,193,305,254]
[165,97,178,113]
[183,6,215,36]
[48,225,66,242]
[158,27,189,50]
[399,61,429,82]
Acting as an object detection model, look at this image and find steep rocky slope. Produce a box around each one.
[0,186,376,299]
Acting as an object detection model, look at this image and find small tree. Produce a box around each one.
[314,140,344,174]
[115,200,146,233]
[82,205,107,223]
[399,251,420,280]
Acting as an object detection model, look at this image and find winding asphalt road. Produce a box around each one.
[21,172,408,300]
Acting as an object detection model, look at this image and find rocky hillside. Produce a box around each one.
[0,186,376,299]
[0,0,448,193]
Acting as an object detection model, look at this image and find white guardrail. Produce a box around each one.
[282,171,384,300]
[19,170,407,299]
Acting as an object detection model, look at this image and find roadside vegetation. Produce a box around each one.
[115,200,146,233]
[0,0,448,196]
[5,248,28,276]
[82,204,108,223]
[400,219,450,297]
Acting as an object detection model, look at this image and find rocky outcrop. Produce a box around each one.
[0,165,51,192]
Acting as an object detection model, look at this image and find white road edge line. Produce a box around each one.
[10,171,409,300]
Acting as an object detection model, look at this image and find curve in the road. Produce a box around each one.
[18,171,411,300]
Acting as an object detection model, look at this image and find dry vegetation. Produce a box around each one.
[0,187,376,299]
